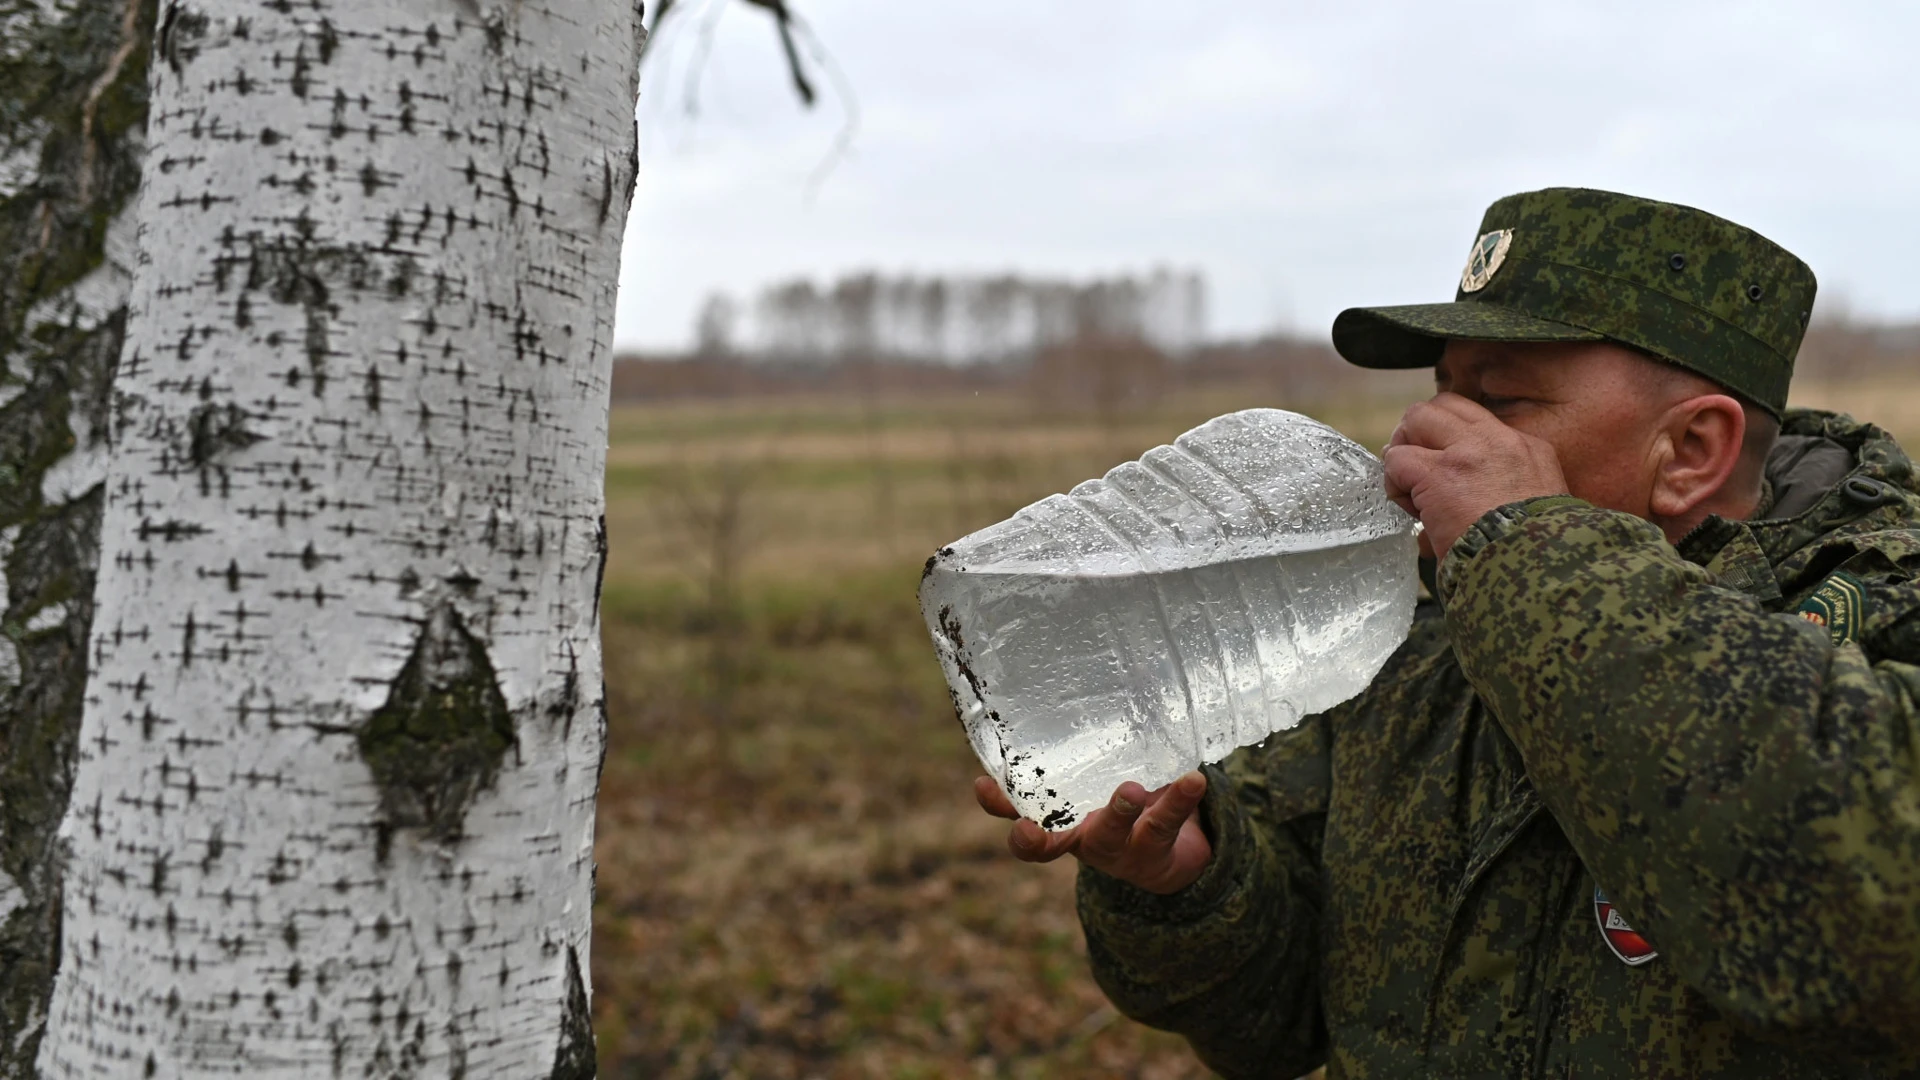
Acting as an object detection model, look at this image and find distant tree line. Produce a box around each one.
[693,268,1209,364]
[1797,316,1920,381]
[620,279,1920,407]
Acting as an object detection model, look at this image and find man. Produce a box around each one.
[973,188,1920,1078]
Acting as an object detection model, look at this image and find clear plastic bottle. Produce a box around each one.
[921,409,1417,829]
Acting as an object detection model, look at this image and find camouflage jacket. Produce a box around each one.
[1078,409,1920,1079]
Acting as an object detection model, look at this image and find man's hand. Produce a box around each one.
[974,773,1213,895]
[1383,393,1570,562]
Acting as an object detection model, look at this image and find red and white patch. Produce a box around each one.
[1593,887,1658,966]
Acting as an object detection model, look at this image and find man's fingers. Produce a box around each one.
[1382,459,1420,517]
[1079,783,1148,861]
[1007,817,1079,863]
[1135,770,1206,848]
[1425,391,1499,424]
[974,776,1019,820]
[1382,443,1441,505]
[1394,398,1478,449]
[1130,780,1171,808]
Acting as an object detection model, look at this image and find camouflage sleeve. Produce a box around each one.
[1076,710,1333,1079]
[1438,496,1920,1055]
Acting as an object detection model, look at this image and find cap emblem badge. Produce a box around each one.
[1459,228,1513,294]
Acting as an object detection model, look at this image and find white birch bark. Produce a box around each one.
[39,1,641,1075]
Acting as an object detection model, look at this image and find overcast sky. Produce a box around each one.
[611,0,1920,353]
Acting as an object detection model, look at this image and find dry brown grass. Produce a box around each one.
[590,377,1919,1079]
[592,385,1383,1079]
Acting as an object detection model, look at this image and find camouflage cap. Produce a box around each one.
[1330,187,1817,417]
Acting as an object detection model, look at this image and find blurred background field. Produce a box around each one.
[596,3,1920,1072]
[586,296,1920,1078]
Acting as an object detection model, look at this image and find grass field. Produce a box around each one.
[588,376,1919,1079]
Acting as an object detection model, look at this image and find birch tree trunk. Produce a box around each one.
[0,0,154,1069]
[38,1,642,1074]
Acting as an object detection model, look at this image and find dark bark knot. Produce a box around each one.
[358,601,516,851]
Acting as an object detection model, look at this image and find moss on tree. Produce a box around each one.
[0,0,157,1071]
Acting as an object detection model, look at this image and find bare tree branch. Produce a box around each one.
[736,0,816,106]
[645,0,818,108]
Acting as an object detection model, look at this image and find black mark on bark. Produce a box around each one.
[622,139,638,211]
[548,640,579,728]
[315,16,339,63]
[590,514,607,622]
[357,601,516,850]
[244,238,355,398]
[548,945,596,1079]
[185,402,262,467]
[136,517,207,542]
[592,694,609,785]
[596,157,612,228]
[158,3,208,77]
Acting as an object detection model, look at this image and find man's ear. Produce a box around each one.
[1648,394,1746,521]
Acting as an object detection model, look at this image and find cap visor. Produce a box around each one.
[1332,302,1605,370]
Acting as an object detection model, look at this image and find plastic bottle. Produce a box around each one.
[920,408,1418,829]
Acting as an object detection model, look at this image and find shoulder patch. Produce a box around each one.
[1593,887,1657,966]
[1795,570,1868,647]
